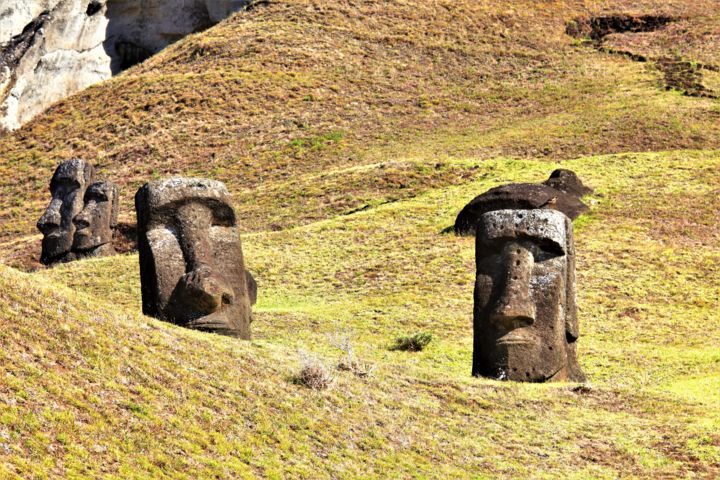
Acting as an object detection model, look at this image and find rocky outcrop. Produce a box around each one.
[0,1,110,131]
[0,1,62,40]
[0,0,249,131]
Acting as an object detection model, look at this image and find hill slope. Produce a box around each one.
[1,150,719,478]
[0,0,718,477]
[1,0,720,266]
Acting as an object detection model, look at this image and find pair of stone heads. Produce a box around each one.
[456,170,591,382]
[136,178,255,339]
[37,159,119,265]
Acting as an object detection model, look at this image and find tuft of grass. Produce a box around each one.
[390,332,433,352]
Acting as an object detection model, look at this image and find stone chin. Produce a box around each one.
[41,231,66,253]
[185,310,249,338]
[496,349,565,383]
[40,229,74,264]
[71,230,96,251]
[480,330,567,382]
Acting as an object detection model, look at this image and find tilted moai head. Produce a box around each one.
[37,159,95,265]
[543,169,593,198]
[454,170,592,237]
[72,181,120,257]
[473,209,585,382]
[135,178,253,338]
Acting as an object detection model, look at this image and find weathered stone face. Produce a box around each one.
[72,181,119,255]
[473,209,585,382]
[135,178,253,338]
[37,158,95,265]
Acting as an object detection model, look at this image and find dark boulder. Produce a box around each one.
[454,183,589,236]
[543,169,593,198]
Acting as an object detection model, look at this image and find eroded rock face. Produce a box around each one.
[0,0,111,131]
[0,0,249,130]
[0,1,61,40]
[472,209,585,382]
[454,170,591,236]
[37,158,95,265]
[135,177,254,338]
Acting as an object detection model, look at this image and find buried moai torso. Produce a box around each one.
[135,178,254,338]
[37,159,120,265]
[472,209,586,382]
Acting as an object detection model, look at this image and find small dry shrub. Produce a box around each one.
[337,356,375,378]
[329,331,375,378]
[390,332,433,352]
[295,355,335,390]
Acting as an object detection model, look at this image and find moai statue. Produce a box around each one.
[543,169,593,198]
[72,181,120,259]
[135,178,254,338]
[37,159,95,265]
[472,208,585,382]
[454,170,591,236]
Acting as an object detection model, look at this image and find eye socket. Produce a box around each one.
[532,248,561,262]
[52,178,81,192]
[479,237,564,260]
[211,212,235,227]
[86,192,108,203]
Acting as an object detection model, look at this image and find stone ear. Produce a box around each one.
[109,183,120,227]
[564,216,579,341]
[83,161,96,185]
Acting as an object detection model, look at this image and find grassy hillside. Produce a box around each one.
[0,0,718,477]
[1,150,718,478]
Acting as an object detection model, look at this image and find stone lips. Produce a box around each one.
[135,177,254,338]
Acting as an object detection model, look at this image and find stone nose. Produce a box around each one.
[181,266,235,315]
[37,200,62,233]
[72,207,91,229]
[490,243,536,330]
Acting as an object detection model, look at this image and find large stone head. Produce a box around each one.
[72,181,119,252]
[472,209,585,382]
[135,178,253,338]
[37,159,95,264]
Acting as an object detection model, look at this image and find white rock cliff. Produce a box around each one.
[0,0,247,131]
